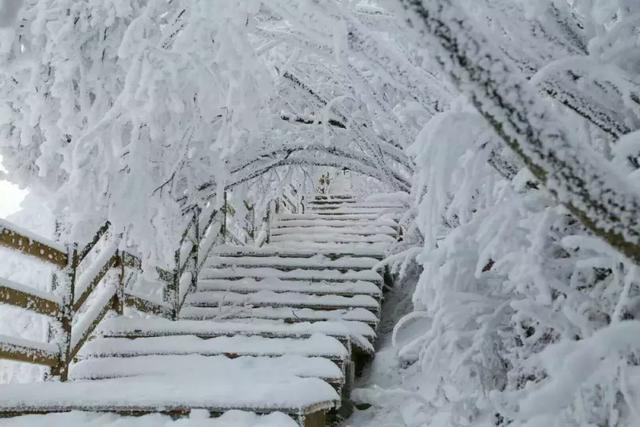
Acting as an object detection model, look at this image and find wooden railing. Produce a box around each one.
[0,189,303,381]
[226,187,302,247]
[1,219,162,379]
[0,204,221,380]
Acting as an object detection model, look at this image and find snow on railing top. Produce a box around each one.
[0,275,63,317]
[0,218,68,267]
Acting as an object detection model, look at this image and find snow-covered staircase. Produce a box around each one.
[0,194,401,426]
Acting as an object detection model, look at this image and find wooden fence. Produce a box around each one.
[0,189,301,381]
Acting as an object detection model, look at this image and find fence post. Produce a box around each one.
[190,207,200,295]
[245,201,255,243]
[50,244,78,381]
[221,192,227,243]
[250,204,255,242]
[170,248,180,320]
[112,251,125,315]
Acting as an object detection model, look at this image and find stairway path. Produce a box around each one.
[0,194,402,426]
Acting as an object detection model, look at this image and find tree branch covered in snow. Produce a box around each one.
[400,0,640,265]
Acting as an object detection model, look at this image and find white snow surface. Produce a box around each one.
[78,334,348,359]
[69,354,342,382]
[97,317,375,351]
[184,290,379,309]
[181,305,378,324]
[270,233,395,243]
[272,219,398,228]
[199,266,383,282]
[0,373,338,411]
[0,0,637,425]
[271,225,397,236]
[196,277,382,297]
[206,254,381,269]
[0,410,298,427]
[214,243,387,258]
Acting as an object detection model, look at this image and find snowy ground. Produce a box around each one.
[344,266,443,427]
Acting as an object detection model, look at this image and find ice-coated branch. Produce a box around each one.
[472,1,637,139]
[400,0,640,264]
[280,71,414,171]
[539,77,632,138]
[194,143,412,200]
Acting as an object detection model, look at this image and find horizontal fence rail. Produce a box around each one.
[0,190,303,381]
[0,219,67,267]
[0,277,62,318]
[0,220,175,380]
[0,335,60,367]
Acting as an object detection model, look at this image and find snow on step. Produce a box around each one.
[70,354,343,384]
[181,306,379,325]
[214,244,386,259]
[184,290,380,311]
[306,200,397,207]
[303,209,399,216]
[348,201,405,207]
[272,218,397,228]
[0,411,299,427]
[308,199,402,206]
[97,318,375,353]
[309,196,355,200]
[307,205,403,212]
[199,266,383,282]
[77,334,348,361]
[196,278,382,298]
[264,242,386,257]
[310,195,355,200]
[277,213,391,221]
[307,200,356,205]
[270,233,395,244]
[307,202,356,207]
[206,254,380,270]
[270,225,397,236]
[0,193,396,424]
[0,375,337,415]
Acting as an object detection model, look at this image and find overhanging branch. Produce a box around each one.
[401,0,640,264]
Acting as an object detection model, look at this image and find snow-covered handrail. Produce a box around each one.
[73,240,119,312]
[0,187,304,379]
[77,221,111,263]
[0,276,63,318]
[69,283,117,360]
[0,220,176,380]
[0,219,68,267]
[0,335,60,367]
